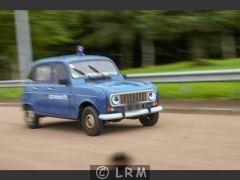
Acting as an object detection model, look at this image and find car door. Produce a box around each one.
[46,63,70,117]
[32,64,52,115]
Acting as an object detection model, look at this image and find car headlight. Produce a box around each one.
[147,91,156,101]
[111,95,121,105]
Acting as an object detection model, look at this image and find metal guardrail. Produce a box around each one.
[127,69,240,83]
[0,69,239,87]
[0,80,30,88]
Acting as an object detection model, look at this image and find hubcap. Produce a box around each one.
[25,110,35,123]
[85,114,95,129]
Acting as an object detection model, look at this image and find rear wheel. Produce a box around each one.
[139,112,159,126]
[81,106,103,136]
[24,106,39,129]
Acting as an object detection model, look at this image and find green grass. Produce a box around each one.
[156,82,240,99]
[0,87,22,100]
[122,58,240,74]
[0,82,239,100]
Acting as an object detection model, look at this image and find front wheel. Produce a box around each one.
[139,112,159,126]
[81,106,103,136]
[24,106,39,129]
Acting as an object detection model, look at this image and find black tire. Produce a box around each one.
[81,106,103,136]
[24,106,39,129]
[139,112,159,126]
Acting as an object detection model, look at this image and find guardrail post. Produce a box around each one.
[14,10,33,79]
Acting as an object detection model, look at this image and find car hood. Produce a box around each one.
[86,79,156,95]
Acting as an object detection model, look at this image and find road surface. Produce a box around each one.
[0,107,239,170]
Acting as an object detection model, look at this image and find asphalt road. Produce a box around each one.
[0,107,240,170]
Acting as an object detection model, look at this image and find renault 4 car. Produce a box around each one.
[22,47,163,136]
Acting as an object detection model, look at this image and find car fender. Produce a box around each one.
[71,88,107,119]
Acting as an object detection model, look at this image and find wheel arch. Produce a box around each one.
[78,101,99,120]
[22,103,33,111]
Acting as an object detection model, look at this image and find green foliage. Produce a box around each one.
[0,11,17,80]
[30,11,76,58]
[1,10,240,78]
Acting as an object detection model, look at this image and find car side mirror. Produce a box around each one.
[122,73,127,79]
[59,79,69,85]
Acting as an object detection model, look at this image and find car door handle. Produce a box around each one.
[33,87,38,90]
[47,87,54,91]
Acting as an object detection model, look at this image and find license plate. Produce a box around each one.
[125,104,143,111]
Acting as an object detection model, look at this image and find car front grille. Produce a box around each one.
[120,92,147,105]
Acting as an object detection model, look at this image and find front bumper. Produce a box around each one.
[98,105,163,121]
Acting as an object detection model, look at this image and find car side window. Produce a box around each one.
[52,63,68,84]
[35,65,51,83]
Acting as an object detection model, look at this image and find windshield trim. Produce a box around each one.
[69,59,120,79]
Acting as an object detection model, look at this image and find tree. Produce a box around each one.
[76,11,137,69]
[213,11,240,59]
[0,11,16,79]
[134,11,159,67]
[170,11,213,63]
[29,11,74,59]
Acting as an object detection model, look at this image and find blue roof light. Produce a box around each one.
[76,45,85,56]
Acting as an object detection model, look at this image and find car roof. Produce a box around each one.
[31,55,111,67]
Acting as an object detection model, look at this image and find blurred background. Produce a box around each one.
[0,10,239,100]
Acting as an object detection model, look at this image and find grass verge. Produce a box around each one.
[0,87,22,100]
[0,82,239,100]
[122,58,240,74]
[156,82,240,99]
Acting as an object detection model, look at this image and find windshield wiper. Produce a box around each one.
[88,65,105,78]
[72,67,86,76]
[71,67,94,79]
[72,67,107,80]
[71,64,109,80]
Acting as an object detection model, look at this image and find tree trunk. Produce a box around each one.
[189,33,206,62]
[221,29,236,59]
[11,63,19,79]
[119,42,133,69]
[141,36,155,67]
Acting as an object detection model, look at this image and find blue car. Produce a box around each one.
[22,49,163,136]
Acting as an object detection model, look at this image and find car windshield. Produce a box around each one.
[69,60,119,79]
